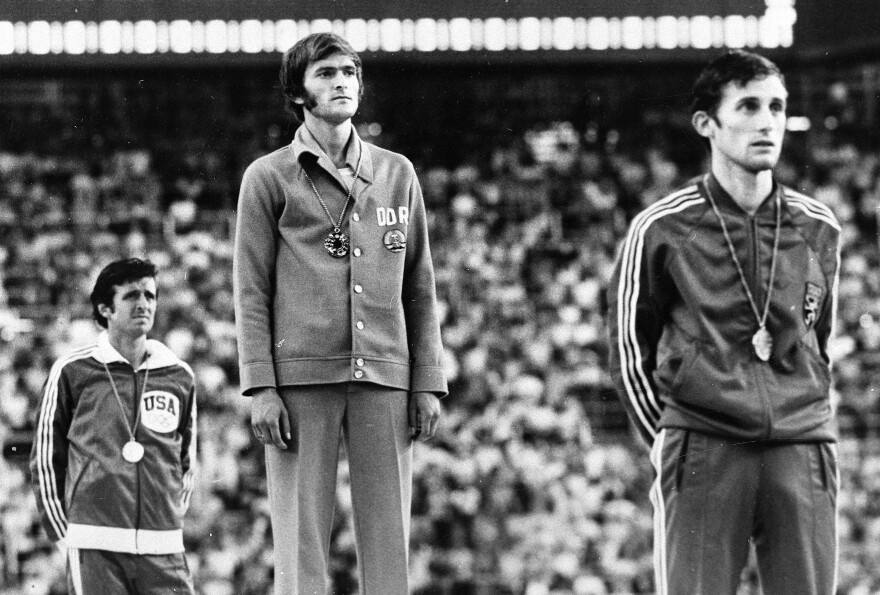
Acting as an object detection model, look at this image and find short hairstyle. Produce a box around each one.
[90,258,158,328]
[690,50,785,118]
[279,32,363,122]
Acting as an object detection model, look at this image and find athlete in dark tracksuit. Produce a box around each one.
[607,51,841,595]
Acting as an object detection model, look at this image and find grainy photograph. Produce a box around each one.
[1,1,878,594]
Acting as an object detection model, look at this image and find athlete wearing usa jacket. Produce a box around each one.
[607,173,840,445]
[30,332,197,553]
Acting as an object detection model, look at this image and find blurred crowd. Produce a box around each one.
[2,85,880,595]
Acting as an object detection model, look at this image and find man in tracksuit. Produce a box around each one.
[30,258,197,594]
[233,33,447,594]
[607,51,841,594]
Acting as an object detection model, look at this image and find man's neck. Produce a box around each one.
[108,331,148,368]
[711,158,774,215]
[303,116,354,168]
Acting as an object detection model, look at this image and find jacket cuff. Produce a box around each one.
[410,365,448,397]
[240,362,277,396]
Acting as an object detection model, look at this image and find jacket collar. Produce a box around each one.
[705,172,782,218]
[291,123,374,185]
[94,331,181,370]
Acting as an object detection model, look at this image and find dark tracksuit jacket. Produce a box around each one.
[30,332,197,554]
[607,174,841,445]
[233,124,447,398]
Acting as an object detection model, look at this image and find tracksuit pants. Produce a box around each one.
[266,383,413,595]
[66,548,194,594]
[650,428,838,595]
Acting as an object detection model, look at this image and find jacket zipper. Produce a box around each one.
[132,366,142,548]
[750,213,774,438]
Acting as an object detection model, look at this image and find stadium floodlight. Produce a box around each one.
[724,15,747,48]
[587,17,610,50]
[691,16,713,49]
[240,19,263,53]
[380,18,402,52]
[519,17,540,51]
[205,20,228,54]
[449,18,471,51]
[98,20,122,54]
[414,18,437,52]
[28,21,52,55]
[553,17,576,51]
[621,16,642,50]
[50,21,64,54]
[345,19,368,52]
[275,19,297,52]
[483,18,505,51]
[135,20,158,54]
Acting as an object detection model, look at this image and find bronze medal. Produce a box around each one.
[122,440,145,463]
[752,327,773,362]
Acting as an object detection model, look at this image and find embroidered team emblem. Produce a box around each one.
[140,390,181,433]
[383,229,406,253]
[804,282,825,329]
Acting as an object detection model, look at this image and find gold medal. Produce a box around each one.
[752,326,773,362]
[122,440,145,463]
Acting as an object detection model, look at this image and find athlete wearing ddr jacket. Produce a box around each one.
[607,174,841,445]
[30,331,197,554]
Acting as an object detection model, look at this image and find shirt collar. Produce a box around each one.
[94,331,180,370]
[291,123,374,184]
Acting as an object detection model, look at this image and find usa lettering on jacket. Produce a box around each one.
[142,390,181,433]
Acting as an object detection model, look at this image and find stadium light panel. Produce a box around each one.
[366,19,381,52]
[191,21,206,53]
[587,18,610,50]
[170,20,193,54]
[724,15,746,48]
[759,14,780,48]
[656,16,677,49]
[0,22,12,54]
[786,116,811,132]
[621,16,642,49]
[332,19,346,38]
[240,19,263,53]
[28,21,52,55]
[519,17,541,51]
[274,19,295,52]
[483,18,506,51]
[226,21,240,52]
[401,19,415,51]
[470,18,484,51]
[642,17,657,49]
[691,16,712,49]
[62,21,85,54]
[50,21,64,54]
[449,18,471,51]
[261,20,275,52]
[608,18,622,49]
[97,21,120,54]
[205,20,227,53]
[414,18,437,52]
[505,19,519,50]
[311,19,332,34]
[380,19,402,52]
[574,18,588,49]
[553,17,575,51]
[135,20,158,54]
[677,16,690,48]
[344,19,367,52]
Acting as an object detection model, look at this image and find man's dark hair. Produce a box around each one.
[279,32,363,122]
[691,50,785,118]
[90,258,158,328]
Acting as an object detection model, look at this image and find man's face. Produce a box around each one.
[99,277,157,338]
[297,53,360,125]
[694,74,788,174]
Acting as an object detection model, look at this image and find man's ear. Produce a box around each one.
[692,110,715,140]
[98,303,114,319]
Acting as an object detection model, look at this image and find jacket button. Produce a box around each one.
[354,370,364,379]
[353,248,361,257]
[356,358,364,366]
[352,213,360,222]
[354,284,363,293]
[356,321,364,330]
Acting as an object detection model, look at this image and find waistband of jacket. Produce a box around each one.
[66,523,184,554]
[274,357,411,392]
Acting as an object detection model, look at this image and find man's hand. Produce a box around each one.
[409,391,441,441]
[251,388,291,449]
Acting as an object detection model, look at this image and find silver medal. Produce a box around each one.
[324,229,350,258]
[752,327,773,362]
[122,440,144,463]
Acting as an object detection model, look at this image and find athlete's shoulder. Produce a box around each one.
[146,339,196,381]
[628,181,706,233]
[781,185,841,232]
[363,141,416,173]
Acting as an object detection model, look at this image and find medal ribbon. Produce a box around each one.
[703,175,781,336]
[102,354,151,446]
